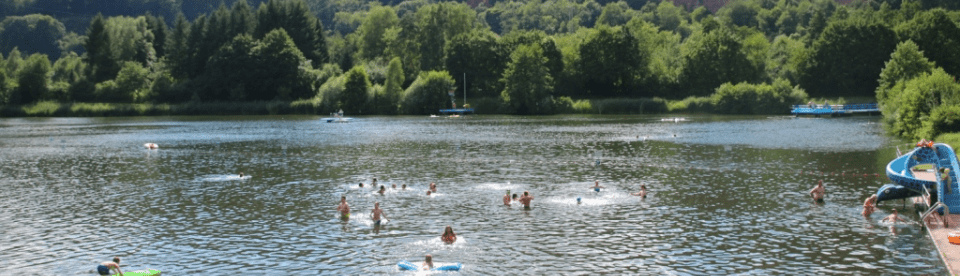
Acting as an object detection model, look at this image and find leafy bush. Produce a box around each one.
[400,71,455,115]
[710,79,807,114]
[923,105,960,140]
[668,96,713,113]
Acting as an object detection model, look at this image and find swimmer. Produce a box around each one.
[861,194,877,217]
[379,185,386,195]
[519,191,534,209]
[809,180,825,202]
[392,183,397,189]
[239,172,244,178]
[590,180,605,192]
[512,193,518,202]
[422,254,434,270]
[429,182,437,192]
[402,184,407,190]
[881,209,907,223]
[359,182,364,188]
[441,225,457,244]
[97,257,123,276]
[503,190,511,206]
[631,184,647,197]
[371,202,388,225]
[372,178,378,186]
[426,190,432,196]
[337,196,350,219]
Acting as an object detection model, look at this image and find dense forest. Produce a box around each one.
[2,0,960,139]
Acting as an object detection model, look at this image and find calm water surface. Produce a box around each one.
[0,115,945,275]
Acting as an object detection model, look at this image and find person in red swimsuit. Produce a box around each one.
[441,226,457,244]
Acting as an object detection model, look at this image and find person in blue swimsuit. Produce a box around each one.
[97,257,123,275]
[590,180,605,192]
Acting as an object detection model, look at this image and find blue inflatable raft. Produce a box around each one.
[398,260,462,271]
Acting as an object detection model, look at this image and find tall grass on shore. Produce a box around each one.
[2,100,325,117]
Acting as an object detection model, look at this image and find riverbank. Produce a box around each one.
[1,96,874,117]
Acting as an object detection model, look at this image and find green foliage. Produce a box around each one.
[710,79,808,114]
[765,35,805,84]
[0,69,9,105]
[14,53,52,104]
[679,28,760,98]
[51,52,85,84]
[201,29,314,102]
[255,0,329,64]
[84,14,115,83]
[592,98,667,114]
[166,13,191,79]
[885,69,960,140]
[0,14,67,60]
[359,6,399,60]
[445,29,506,99]
[400,71,455,115]
[798,18,897,98]
[115,61,151,103]
[597,1,633,27]
[343,66,371,114]
[924,105,960,140]
[318,74,347,111]
[876,40,935,108]
[578,25,645,97]
[667,96,714,113]
[501,43,554,114]
[895,9,960,78]
[381,57,404,114]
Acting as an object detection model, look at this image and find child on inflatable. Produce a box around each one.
[422,255,434,270]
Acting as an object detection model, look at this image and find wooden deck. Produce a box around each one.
[914,197,960,274]
[914,170,939,182]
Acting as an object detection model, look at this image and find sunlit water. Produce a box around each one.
[0,115,944,275]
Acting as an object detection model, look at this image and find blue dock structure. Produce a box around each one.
[881,143,960,216]
[439,108,475,115]
[791,103,880,117]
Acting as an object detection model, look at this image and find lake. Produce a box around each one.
[0,114,945,275]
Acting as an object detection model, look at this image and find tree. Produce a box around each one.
[359,6,399,60]
[166,13,191,79]
[888,69,960,140]
[15,53,51,104]
[343,66,371,113]
[84,13,116,83]
[0,14,67,61]
[400,71,455,115]
[446,29,507,99]
[578,25,645,97]
[382,57,404,114]
[895,9,960,78]
[254,28,313,100]
[255,0,329,65]
[202,34,259,101]
[501,43,554,114]
[597,1,631,27]
[798,19,897,98]
[765,35,805,85]
[679,29,759,98]
[144,12,168,58]
[876,40,935,108]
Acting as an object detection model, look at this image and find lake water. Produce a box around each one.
[0,114,946,275]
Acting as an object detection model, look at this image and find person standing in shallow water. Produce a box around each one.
[503,190,511,206]
[862,194,877,217]
[97,257,123,276]
[519,191,534,209]
[809,180,825,202]
[337,196,350,219]
[371,202,388,225]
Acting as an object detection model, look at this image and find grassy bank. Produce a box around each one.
[1,99,324,117]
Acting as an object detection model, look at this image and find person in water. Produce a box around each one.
[371,202,388,225]
[631,184,647,197]
[441,225,457,244]
[519,191,534,209]
[337,196,350,219]
[809,180,825,202]
[359,182,364,188]
[590,180,605,192]
[881,209,907,223]
[422,254,434,270]
[402,184,407,190]
[861,194,877,217]
[392,183,397,189]
[97,257,123,276]
[429,182,437,192]
[942,168,952,194]
[239,172,244,178]
[379,185,386,195]
[503,190,512,205]
[372,178,378,186]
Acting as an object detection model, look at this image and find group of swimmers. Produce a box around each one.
[810,180,912,224]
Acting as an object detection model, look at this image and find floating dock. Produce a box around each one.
[439,108,475,115]
[791,103,879,117]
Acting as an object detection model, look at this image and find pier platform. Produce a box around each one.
[791,103,879,117]
[439,108,475,115]
[915,196,960,274]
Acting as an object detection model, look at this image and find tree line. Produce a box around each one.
[1,0,960,137]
